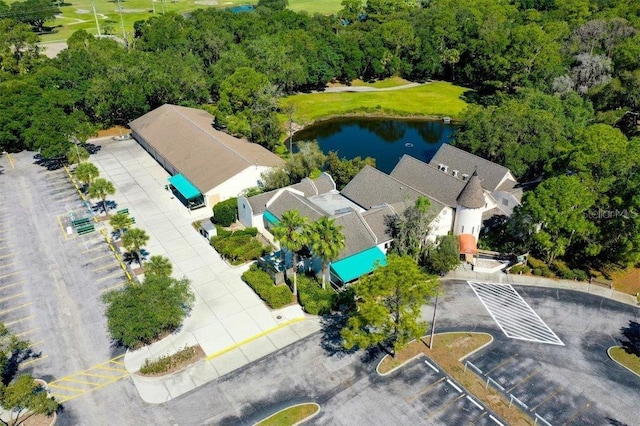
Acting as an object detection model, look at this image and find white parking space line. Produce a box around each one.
[468,281,564,346]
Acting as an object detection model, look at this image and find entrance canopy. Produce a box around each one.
[168,174,201,200]
[331,247,387,284]
[458,234,478,255]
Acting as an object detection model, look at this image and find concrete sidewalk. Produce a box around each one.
[89,138,321,403]
[447,267,638,307]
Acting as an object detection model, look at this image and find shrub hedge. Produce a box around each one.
[510,264,530,274]
[242,265,292,309]
[528,256,554,277]
[297,274,335,315]
[212,198,238,227]
[211,228,266,265]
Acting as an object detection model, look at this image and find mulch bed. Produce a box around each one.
[138,345,206,377]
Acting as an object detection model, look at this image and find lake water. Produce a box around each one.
[292,117,457,174]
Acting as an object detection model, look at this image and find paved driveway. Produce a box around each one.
[431,280,640,425]
[89,138,316,400]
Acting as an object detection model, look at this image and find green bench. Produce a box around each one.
[76,224,95,235]
[117,209,130,215]
[72,218,91,227]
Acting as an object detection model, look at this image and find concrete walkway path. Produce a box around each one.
[320,82,423,93]
[89,138,321,403]
[447,266,638,307]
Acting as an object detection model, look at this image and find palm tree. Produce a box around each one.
[75,162,100,187]
[309,217,345,289]
[109,212,133,239]
[88,178,116,216]
[122,228,149,268]
[66,144,90,165]
[271,210,308,296]
[144,255,173,277]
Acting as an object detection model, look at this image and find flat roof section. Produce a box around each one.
[331,246,387,284]
[168,174,201,200]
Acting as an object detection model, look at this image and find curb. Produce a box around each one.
[607,346,640,379]
[254,402,321,426]
[441,275,639,308]
[375,332,494,376]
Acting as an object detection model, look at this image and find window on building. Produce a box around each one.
[461,225,465,233]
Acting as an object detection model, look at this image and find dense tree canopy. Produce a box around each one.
[103,274,194,348]
[341,255,439,353]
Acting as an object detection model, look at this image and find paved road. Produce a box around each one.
[321,82,423,93]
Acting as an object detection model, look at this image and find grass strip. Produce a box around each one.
[256,403,320,426]
[609,346,640,376]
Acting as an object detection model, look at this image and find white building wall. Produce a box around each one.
[429,207,454,241]
[205,165,273,207]
[490,191,520,216]
[237,196,254,227]
[454,206,483,240]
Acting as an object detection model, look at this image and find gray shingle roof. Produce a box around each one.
[333,210,378,258]
[129,104,284,193]
[389,155,466,208]
[265,191,325,221]
[457,172,485,208]
[361,205,396,243]
[429,144,514,192]
[341,165,445,218]
[247,174,336,214]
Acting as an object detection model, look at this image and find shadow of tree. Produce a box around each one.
[620,320,640,356]
[319,314,355,358]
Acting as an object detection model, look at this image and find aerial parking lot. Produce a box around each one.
[0,152,129,404]
[436,280,640,426]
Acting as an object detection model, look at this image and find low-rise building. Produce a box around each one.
[129,104,284,209]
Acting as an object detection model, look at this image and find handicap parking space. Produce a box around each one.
[468,281,564,346]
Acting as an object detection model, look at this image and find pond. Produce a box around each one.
[292,117,458,174]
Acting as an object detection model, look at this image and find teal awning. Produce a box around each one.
[168,174,201,200]
[331,247,387,283]
[264,210,280,224]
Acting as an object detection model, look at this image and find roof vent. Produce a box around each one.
[462,174,469,181]
[452,170,459,177]
[442,165,448,173]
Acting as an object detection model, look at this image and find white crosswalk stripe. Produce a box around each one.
[468,281,564,346]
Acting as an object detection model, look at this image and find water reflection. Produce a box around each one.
[293,117,457,174]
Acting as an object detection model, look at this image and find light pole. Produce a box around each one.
[429,293,439,349]
[116,0,127,48]
[90,0,101,37]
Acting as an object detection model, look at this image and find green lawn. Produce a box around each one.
[281,81,471,125]
[610,346,640,375]
[7,0,343,43]
[351,76,411,88]
[257,403,320,426]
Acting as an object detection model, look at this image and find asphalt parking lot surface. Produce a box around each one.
[0,152,128,408]
[3,152,640,426]
[434,280,640,426]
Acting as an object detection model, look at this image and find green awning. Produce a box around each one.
[331,247,387,283]
[264,210,280,224]
[168,174,201,200]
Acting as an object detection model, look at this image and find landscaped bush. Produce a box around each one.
[242,265,292,309]
[212,198,238,227]
[573,269,588,281]
[211,228,267,265]
[528,256,554,278]
[510,264,530,274]
[551,260,575,279]
[139,345,198,376]
[103,275,195,348]
[297,274,335,315]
